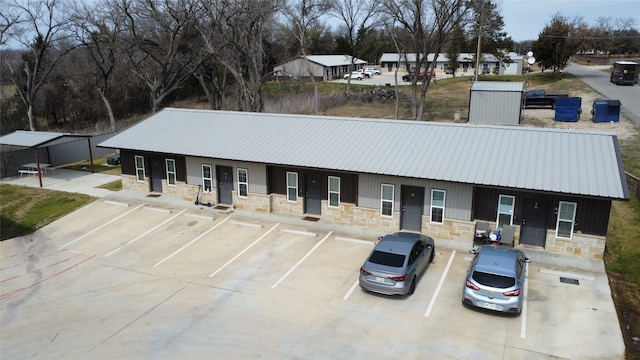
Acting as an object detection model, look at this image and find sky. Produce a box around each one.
[500,0,640,42]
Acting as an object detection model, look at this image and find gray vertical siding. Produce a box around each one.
[48,133,117,166]
[186,157,267,194]
[358,173,473,221]
[1,133,117,178]
[469,91,523,125]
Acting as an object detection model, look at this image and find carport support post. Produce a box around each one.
[87,138,95,173]
[33,148,43,188]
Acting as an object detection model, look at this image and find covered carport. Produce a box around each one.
[0,131,96,187]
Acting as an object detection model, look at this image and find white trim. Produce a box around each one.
[202,164,213,192]
[380,183,394,217]
[165,158,176,186]
[134,155,145,181]
[287,171,298,202]
[430,189,446,224]
[497,194,515,228]
[237,168,248,198]
[328,176,340,208]
[556,201,577,238]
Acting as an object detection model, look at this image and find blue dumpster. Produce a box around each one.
[591,100,621,123]
[554,97,582,122]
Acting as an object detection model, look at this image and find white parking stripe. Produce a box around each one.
[424,250,456,318]
[153,216,231,268]
[104,209,187,257]
[343,279,360,300]
[272,231,333,289]
[60,204,145,248]
[521,262,529,338]
[209,223,280,278]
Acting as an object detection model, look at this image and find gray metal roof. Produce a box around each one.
[0,131,91,148]
[471,81,525,92]
[99,108,629,200]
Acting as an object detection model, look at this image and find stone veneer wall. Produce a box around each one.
[120,177,606,259]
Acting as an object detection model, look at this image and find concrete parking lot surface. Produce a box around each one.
[0,187,625,359]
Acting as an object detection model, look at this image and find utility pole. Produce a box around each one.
[474,1,484,82]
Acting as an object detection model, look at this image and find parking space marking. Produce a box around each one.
[60,204,146,248]
[335,236,375,246]
[272,231,333,289]
[424,250,456,318]
[521,262,529,338]
[209,223,280,278]
[104,209,188,257]
[343,279,360,300]
[154,215,231,268]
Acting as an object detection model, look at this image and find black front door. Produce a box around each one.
[400,185,424,232]
[216,165,233,205]
[150,157,163,193]
[305,173,322,216]
[520,198,548,247]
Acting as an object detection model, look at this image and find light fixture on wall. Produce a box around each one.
[534,201,538,210]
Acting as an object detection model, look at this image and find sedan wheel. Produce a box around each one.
[408,277,416,295]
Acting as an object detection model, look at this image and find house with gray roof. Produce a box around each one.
[99,108,629,259]
[273,55,367,81]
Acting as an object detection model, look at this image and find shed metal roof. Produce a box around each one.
[0,131,91,148]
[471,81,525,92]
[99,108,629,200]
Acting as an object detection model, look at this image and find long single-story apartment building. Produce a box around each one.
[99,109,629,259]
[273,55,367,81]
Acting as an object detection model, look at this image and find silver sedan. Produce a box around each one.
[359,232,435,296]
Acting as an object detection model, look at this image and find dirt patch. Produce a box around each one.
[521,91,638,141]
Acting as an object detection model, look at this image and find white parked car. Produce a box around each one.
[364,67,381,76]
[344,71,364,80]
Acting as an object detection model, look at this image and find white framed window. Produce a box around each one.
[166,159,176,185]
[328,176,340,208]
[556,201,577,238]
[202,164,213,192]
[430,189,445,223]
[381,184,394,217]
[496,195,515,228]
[237,168,248,198]
[135,155,145,181]
[287,172,298,201]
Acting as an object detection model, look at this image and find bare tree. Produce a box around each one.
[197,0,282,112]
[3,0,77,131]
[382,0,470,121]
[331,0,376,95]
[282,0,332,114]
[114,0,208,113]
[0,0,23,46]
[69,0,123,132]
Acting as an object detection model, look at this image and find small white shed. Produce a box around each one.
[468,81,525,125]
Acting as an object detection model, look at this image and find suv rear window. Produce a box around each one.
[368,251,405,267]
[472,271,515,288]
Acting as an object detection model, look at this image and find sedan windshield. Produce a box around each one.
[472,271,516,288]
[368,251,405,267]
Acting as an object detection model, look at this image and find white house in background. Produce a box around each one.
[273,55,367,81]
[379,52,524,75]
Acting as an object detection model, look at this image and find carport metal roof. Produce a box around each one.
[0,131,96,187]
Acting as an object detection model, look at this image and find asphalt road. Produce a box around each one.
[564,62,640,126]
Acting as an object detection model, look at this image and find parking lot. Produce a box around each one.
[0,198,625,359]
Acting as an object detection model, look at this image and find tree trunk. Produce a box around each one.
[97,88,117,132]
